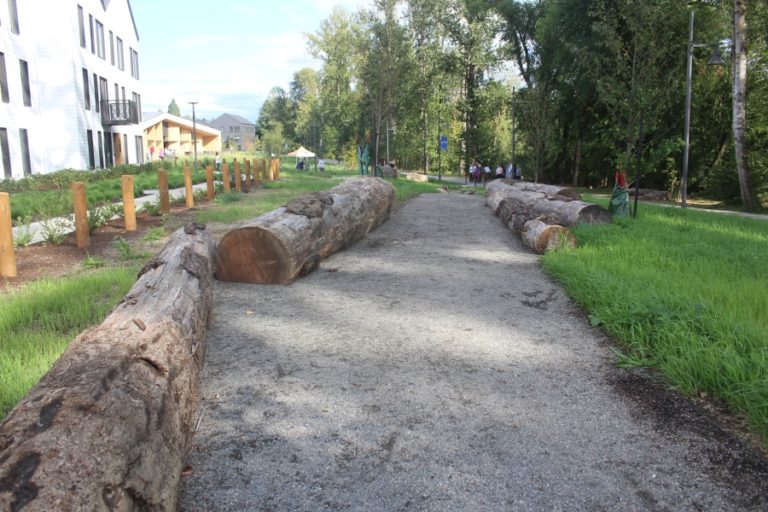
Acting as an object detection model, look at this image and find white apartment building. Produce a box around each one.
[0,0,144,180]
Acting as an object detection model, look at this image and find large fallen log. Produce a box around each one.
[215,177,396,284]
[0,223,216,512]
[502,180,582,200]
[521,218,577,254]
[489,181,611,231]
[486,180,545,214]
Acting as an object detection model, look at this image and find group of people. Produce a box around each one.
[466,160,523,186]
[295,158,326,172]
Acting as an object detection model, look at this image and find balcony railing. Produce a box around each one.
[101,100,139,125]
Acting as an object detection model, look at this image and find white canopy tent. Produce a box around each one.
[286,146,316,158]
[286,146,317,171]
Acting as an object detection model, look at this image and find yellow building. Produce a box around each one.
[141,111,221,160]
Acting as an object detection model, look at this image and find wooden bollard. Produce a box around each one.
[0,192,17,277]
[158,170,170,214]
[252,159,261,188]
[260,159,267,181]
[244,160,252,192]
[234,161,242,192]
[71,182,90,249]
[184,166,194,208]
[274,159,281,179]
[206,165,215,200]
[222,163,231,193]
[268,160,275,181]
[121,175,136,231]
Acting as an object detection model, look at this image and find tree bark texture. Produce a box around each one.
[215,178,396,285]
[521,219,577,254]
[487,181,582,214]
[0,223,216,512]
[487,181,611,233]
[732,0,756,211]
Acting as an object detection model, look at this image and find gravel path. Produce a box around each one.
[179,192,767,511]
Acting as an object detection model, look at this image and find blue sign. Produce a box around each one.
[439,135,448,151]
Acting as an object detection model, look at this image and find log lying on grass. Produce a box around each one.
[502,180,582,200]
[0,223,215,512]
[215,177,396,284]
[521,218,577,253]
[488,180,611,229]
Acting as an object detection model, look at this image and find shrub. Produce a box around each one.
[12,215,34,247]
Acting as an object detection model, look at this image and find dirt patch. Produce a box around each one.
[1,206,203,293]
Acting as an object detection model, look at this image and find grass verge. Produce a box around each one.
[1,266,139,419]
[542,203,768,441]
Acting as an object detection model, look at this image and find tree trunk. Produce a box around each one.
[732,0,756,211]
[0,223,216,512]
[215,178,396,284]
[503,180,582,200]
[486,180,583,214]
[489,181,612,234]
[521,218,577,254]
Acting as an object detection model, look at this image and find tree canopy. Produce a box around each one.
[253,0,767,209]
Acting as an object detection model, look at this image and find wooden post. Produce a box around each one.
[71,182,90,249]
[205,165,215,200]
[252,159,261,188]
[268,160,274,181]
[184,166,194,208]
[244,159,252,192]
[0,192,17,278]
[234,161,242,192]
[222,163,231,193]
[158,170,170,214]
[121,175,136,231]
[261,159,268,181]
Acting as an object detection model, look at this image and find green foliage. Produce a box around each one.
[142,226,166,241]
[82,254,106,269]
[112,237,148,260]
[543,205,768,439]
[12,215,34,248]
[38,214,69,245]
[168,98,181,116]
[0,268,137,418]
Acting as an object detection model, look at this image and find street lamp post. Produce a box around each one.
[681,11,724,208]
[511,87,516,175]
[189,101,198,172]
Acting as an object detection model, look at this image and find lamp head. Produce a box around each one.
[707,45,724,66]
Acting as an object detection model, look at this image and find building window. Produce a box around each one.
[98,131,104,168]
[78,5,86,48]
[95,20,105,59]
[129,48,139,79]
[19,59,30,107]
[0,53,8,103]
[116,37,124,70]
[0,128,10,179]
[87,129,95,169]
[123,134,128,164]
[89,15,95,53]
[99,77,108,105]
[19,128,30,176]
[93,74,99,112]
[135,135,143,164]
[132,92,141,122]
[82,68,90,109]
[114,83,118,105]
[8,0,20,34]
[105,132,113,167]
[109,31,114,65]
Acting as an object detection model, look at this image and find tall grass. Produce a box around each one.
[543,204,768,439]
[0,267,138,418]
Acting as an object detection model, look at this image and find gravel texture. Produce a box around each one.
[179,191,768,511]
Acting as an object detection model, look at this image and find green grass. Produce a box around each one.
[542,203,768,440]
[0,267,139,418]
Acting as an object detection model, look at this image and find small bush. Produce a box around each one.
[12,215,34,247]
[38,214,69,245]
[143,226,166,241]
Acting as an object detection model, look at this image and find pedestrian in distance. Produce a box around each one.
[318,158,325,172]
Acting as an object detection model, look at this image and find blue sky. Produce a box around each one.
[130,0,370,123]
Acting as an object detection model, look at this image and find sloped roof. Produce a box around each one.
[286,146,316,158]
[140,111,221,137]
[213,113,256,126]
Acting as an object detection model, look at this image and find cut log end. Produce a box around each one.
[522,219,577,254]
[215,227,293,284]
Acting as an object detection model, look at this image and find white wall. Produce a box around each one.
[0,0,143,179]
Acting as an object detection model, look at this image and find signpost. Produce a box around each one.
[438,135,447,181]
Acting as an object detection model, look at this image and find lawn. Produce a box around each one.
[543,201,768,440]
